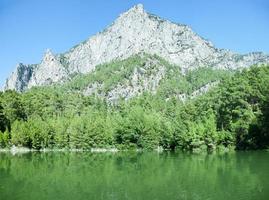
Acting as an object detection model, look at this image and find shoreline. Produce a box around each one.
[0,145,241,155]
[0,145,166,154]
[0,146,120,155]
[0,147,266,156]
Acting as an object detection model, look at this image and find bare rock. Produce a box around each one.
[4,4,269,92]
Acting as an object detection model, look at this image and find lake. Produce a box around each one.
[0,151,268,200]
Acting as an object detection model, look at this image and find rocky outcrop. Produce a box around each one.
[174,81,220,102]
[27,49,69,88]
[5,49,69,91]
[4,63,34,91]
[4,4,269,91]
[82,55,166,103]
[106,59,166,103]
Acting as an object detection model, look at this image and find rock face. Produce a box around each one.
[5,63,34,92]
[82,55,167,103]
[27,49,69,88]
[4,4,269,91]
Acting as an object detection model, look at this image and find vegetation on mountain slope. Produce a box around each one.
[0,55,268,151]
[62,54,232,100]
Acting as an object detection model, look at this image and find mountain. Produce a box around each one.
[1,4,269,151]
[4,4,269,92]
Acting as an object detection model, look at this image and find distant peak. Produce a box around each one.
[132,4,144,11]
[114,3,147,25]
[125,3,145,15]
[43,49,55,62]
[45,48,53,55]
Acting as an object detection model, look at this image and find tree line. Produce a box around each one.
[0,65,268,151]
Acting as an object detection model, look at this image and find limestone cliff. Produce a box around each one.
[4,4,269,92]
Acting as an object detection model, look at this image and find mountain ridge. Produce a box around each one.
[4,4,269,92]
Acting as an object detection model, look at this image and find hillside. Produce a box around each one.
[55,53,231,103]
[1,65,269,151]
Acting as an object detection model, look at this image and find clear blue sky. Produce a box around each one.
[1,0,269,87]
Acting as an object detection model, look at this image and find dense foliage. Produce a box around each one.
[0,64,268,151]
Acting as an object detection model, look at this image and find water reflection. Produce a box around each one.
[0,151,268,200]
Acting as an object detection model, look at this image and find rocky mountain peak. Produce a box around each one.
[4,4,269,92]
[42,49,55,63]
[114,3,148,29]
[126,4,145,15]
[4,63,33,92]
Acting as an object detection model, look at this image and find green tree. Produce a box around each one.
[1,90,26,131]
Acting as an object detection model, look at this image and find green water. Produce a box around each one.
[0,151,268,200]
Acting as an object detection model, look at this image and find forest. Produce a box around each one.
[0,65,269,152]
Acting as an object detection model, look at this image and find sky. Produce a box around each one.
[0,0,269,87]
